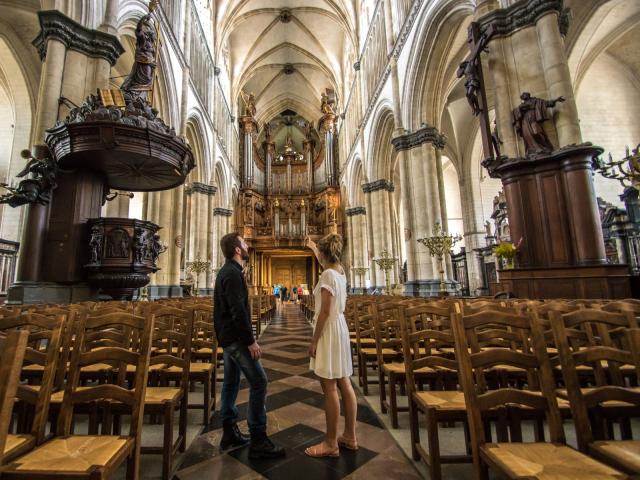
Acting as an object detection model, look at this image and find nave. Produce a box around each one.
[174,303,422,480]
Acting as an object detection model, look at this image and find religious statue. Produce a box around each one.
[264,122,272,142]
[106,229,130,258]
[484,220,493,238]
[151,233,162,263]
[491,119,503,159]
[512,92,565,156]
[320,89,336,115]
[241,90,257,117]
[303,121,312,140]
[88,225,104,264]
[244,196,253,223]
[457,60,481,116]
[134,227,147,263]
[284,135,294,153]
[0,147,58,208]
[121,6,158,98]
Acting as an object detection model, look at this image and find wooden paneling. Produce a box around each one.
[271,258,308,289]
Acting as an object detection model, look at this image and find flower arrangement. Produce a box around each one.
[494,237,523,268]
[494,242,517,260]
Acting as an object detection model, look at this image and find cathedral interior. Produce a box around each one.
[1,0,640,479]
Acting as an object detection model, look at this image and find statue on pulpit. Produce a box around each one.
[512,92,565,156]
[121,4,158,98]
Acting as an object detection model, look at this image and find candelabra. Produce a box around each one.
[351,266,369,294]
[418,222,462,297]
[186,255,211,297]
[373,249,397,294]
[593,144,640,189]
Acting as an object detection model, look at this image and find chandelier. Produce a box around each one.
[593,144,640,189]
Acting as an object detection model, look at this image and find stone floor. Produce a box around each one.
[173,303,423,480]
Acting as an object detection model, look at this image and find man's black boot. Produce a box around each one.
[220,424,250,451]
[249,435,286,459]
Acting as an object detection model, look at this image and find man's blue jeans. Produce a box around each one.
[219,341,268,438]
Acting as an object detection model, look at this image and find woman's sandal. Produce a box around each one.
[337,436,359,450]
[304,442,340,458]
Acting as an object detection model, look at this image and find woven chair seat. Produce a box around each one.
[591,440,640,475]
[7,436,133,474]
[481,443,625,479]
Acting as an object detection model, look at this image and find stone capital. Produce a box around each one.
[478,0,568,39]
[362,179,394,194]
[33,10,124,65]
[392,124,446,152]
[213,208,233,217]
[346,206,366,217]
[185,182,217,196]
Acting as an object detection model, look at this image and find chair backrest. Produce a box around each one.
[452,308,565,457]
[0,330,29,461]
[550,308,640,451]
[191,305,216,363]
[371,301,403,366]
[399,304,459,396]
[57,311,154,444]
[0,312,66,444]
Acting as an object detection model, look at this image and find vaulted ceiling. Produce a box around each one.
[216,0,358,125]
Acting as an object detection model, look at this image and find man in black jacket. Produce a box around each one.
[214,233,285,458]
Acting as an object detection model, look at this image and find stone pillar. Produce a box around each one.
[363,181,396,288]
[392,126,457,296]
[346,207,367,291]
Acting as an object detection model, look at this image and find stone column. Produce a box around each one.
[392,126,450,296]
[363,180,396,289]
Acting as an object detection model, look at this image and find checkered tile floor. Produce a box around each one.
[174,304,422,479]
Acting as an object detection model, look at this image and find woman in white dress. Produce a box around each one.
[304,234,358,457]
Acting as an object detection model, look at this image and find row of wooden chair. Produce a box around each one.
[344,295,640,480]
[0,294,275,480]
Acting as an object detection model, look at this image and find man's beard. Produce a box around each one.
[240,247,250,261]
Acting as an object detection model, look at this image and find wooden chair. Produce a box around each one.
[178,305,217,425]
[399,303,470,480]
[120,306,193,480]
[552,310,640,476]
[0,312,66,462]
[2,311,155,480]
[0,330,29,465]
[452,308,626,480]
[374,302,448,428]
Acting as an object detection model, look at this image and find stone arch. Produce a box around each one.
[567,0,640,205]
[0,9,41,242]
[402,0,475,130]
[185,111,211,184]
[366,103,395,181]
